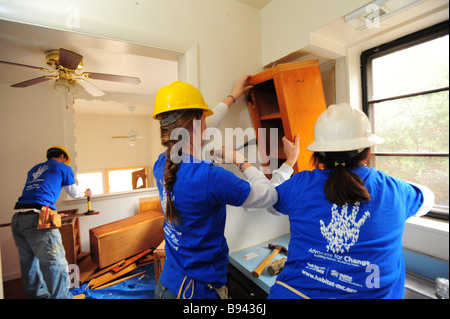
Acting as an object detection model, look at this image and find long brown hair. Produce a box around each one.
[156,109,203,224]
[311,148,371,206]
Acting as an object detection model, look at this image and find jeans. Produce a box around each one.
[154,279,177,299]
[11,213,73,299]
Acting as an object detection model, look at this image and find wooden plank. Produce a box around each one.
[87,260,125,281]
[94,270,147,290]
[88,263,138,289]
[77,254,98,283]
[112,248,152,273]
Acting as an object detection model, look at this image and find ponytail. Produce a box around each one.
[157,109,203,225]
[311,148,371,206]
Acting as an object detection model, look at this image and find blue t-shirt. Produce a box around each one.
[17,159,76,210]
[269,166,424,299]
[153,153,251,298]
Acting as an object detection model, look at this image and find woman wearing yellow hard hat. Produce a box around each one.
[153,76,299,299]
[268,103,435,299]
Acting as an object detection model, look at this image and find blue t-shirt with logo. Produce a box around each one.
[153,153,251,298]
[18,159,76,210]
[269,166,424,299]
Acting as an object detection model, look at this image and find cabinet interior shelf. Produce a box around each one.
[259,113,281,120]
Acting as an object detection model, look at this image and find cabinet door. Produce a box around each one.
[274,65,326,171]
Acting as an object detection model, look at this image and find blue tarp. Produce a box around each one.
[71,263,156,299]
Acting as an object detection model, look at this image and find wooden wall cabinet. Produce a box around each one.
[246,60,327,174]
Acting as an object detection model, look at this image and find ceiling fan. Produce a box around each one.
[0,48,141,97]
[112,105,151,146]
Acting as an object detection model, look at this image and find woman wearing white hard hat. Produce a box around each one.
[269,103,434,299]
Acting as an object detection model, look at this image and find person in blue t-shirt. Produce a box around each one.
[268,103,435,299]
[152,77,298,299]
[11,146,91,299]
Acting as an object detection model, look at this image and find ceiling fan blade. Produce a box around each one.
[76,79,105,97]
[0,60,51,72]
[11,76,53,87]
[112,136,131,139]
[82,72,141,85]
[59,48,83,70]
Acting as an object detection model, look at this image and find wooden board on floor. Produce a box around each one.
[77,254,98,283]
[88,263,138,289]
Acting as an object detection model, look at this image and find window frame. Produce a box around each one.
[76,166,149,196]
[360,20,449,220]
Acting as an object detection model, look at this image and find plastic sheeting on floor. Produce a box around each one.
[70,264,156,299]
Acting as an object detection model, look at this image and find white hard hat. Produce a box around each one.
[307,103,384,152]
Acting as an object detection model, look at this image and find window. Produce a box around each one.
[76,171,104,195]
[76,166,148,196]
[361,21,449,220]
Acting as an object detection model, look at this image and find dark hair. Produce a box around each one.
[156,109,203,225]
[311,148,371,206]
[46,147,68,161]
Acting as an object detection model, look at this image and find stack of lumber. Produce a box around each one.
[76,248,156,290]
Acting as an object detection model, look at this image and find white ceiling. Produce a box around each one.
[0,19,178,116]
[311,0,449,55]
[236,0,272,10]
[1,0,446,116]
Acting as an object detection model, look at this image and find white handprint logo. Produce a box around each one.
[32,165,49,181]
[320,202,370,254]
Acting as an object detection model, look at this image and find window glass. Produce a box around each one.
[363,23,449,214]
[76,172,104,195]
[371,35,449,100]
[108,168,146,193]
[373,91,449,153]
[376,156,449,207]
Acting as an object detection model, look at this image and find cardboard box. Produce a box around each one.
[89,210,164,268]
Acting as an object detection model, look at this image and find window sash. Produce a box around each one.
[361,21,449,220]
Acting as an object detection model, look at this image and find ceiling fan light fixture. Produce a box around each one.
[53,78,71,94]
[2,47,141,98]
[128,139,137,147]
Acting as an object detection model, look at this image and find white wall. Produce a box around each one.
[260,0,370,66]
[0,84,68,280]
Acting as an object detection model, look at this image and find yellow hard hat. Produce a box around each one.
[47,146,71,165]
[153,81,213,120]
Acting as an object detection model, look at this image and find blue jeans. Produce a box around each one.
[11,213,73,299]
[154,279,177,299]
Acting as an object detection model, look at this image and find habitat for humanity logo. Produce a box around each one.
[32,165,49,181]
[320,202,370,254]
